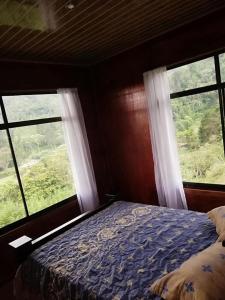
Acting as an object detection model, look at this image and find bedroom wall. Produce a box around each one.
[0,198,80,285]
[2,8,225,299]
[0,60,110,203]
[93,8,225,209]
[0,60,100,298]
[0,60,83,91]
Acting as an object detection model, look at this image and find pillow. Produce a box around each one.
[150,242,225,300]
[208,206,225,241]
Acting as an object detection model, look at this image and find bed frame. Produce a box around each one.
[9,196,117,263]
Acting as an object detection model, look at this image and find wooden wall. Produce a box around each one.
[0,198,80,298]
[2,7,225,299]
[0,60,106,202]
[0,61,86,298]
[0,60,112,299]
[4,60,112,203]
[0,199,80,282]
[0,60,84,91]
[93,8,225,209]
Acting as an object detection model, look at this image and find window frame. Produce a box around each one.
[0,90,76,234]
[0,195,76,236]
[168,51,225,191]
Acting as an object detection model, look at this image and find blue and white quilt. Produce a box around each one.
[18,201,217,299]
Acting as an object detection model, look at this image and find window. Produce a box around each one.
[168,57,216,93]
[168,53,225,187]
[0,93,75,230]
[220,53,225,83]
[0,111,3,123]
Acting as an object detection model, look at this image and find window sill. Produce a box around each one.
[183,182,225,192]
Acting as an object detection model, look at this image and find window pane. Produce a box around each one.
[0,110,3,123]
[3,94,61,122]
[171,91,225,184]
[0,131,26,228]
[10,122,75,215]
[168,57,216,93]
[219,53,225,83]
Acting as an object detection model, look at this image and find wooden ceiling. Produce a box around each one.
[0,0,225,66]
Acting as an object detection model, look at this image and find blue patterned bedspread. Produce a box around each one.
[18,201,217,300]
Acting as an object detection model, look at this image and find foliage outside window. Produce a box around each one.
[168,54,225,186]
[0,94,75,230]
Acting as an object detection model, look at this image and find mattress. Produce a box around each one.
[16,201,217,300]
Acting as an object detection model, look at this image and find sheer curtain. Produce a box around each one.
[143,67,187,209]
[58,89,99,212]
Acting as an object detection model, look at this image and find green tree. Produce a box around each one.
[199,107,221,144]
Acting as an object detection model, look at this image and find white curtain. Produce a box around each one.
[58,88,99,212]
[143,67,187,209]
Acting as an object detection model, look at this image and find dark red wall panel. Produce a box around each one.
[185,188,225,212]
[2,8,225,299]
[93,8,225,208]
[97,83,158,204]
[0,61,84,91]
[0,62,84,295]
[0,199,80,284]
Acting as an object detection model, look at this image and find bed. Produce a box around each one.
[14,201,217,300]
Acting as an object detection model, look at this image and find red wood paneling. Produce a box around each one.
[78,73,112,203]
[2,9,225,299]
[0,62,84,291]
[0,280,13,300]
[93,8,225,208]
[0,61,84,91]
[0,199,80,286]
[185,188,225,212]
[94,82,158,204]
